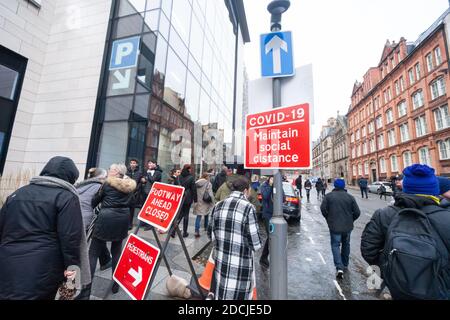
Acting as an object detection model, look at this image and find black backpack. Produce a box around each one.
[381,206,449,299]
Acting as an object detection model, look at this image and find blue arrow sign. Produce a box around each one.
[260,31,294,78]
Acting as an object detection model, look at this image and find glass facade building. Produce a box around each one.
[88,0,250,180]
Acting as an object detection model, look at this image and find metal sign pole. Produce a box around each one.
[268,0,290,300]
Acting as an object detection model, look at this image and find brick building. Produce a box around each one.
[348,9,450,185]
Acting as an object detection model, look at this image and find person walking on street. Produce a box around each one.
[0,156,89,300]
[176,164,198,238]
[295,175,303,197]
[304,178,312,202]
[141,161,162,230]
[321,179,360,279]
[126,159,143,230]
[212,165,228,194]
[193,173,215,238]
[358,176,369,199]
[89,163,136,294]
[361,164,450,300]
[169,168,181,185]
[316,178,324,200]
[209,177,262,300]
[259,177,274,268]
[323,180,328,197]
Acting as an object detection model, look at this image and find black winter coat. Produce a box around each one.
[320,188,361,233]
[143,168,162,195]
[92,177,136,242]
[361,194,450,272]
[179,172,197,206]
[0,157,83,299]
[213,170,227,193]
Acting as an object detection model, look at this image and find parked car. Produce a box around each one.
[257,182,301,222]
[368,181,393,194]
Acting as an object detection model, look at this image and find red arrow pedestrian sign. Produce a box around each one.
[245,103,311,169]
[137,182,185,232]
[113,234,160,300]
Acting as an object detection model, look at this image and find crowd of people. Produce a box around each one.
[0,155,449,300]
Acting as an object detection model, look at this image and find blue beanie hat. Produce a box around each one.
[334,179,345,189]
[437,176,450,195]
[402,164,440,196]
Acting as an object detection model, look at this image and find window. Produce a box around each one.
[398,100,407,117]
[415,63,421,80]
[412,90,424,109]
[415,115,427,137]
[353,165,357,176]
[426,53,434,72]
[352,147,356,159]
[362,126,366,137]
[395,81,400,96]
[363,142,368,155]
[388,87,392,101]
[356,129,360,140]
[383,90,388,104]
[368,121,374,133]
[374,96,380,110]
[419,147,431,166]
[400,76,405,92]
[370,138,375,153]
[387,129,396,147]
[438,139,450,160]
[364,161,369,175]
[0,64,18,100]
[386,109,394,124]
[376,116,383,129]
[378,134,385,149]
[408,68,415,85]
[350,133,354,143]
[390,155,398,172]
[435,47,442,65]
[403,151,412,167]
[399,123,409,142]
[380,157,386,173]
[381,67,385,78]
[391,57,396,69]
[358,163,363,176]
[433,105,450,130]
[430,77,446,100]
[357,144,361,157]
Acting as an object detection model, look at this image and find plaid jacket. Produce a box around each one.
[210,191,262,300]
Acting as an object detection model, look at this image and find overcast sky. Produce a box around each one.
[243,0,449,140]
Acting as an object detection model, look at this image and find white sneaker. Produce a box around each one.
[336,270,344,279]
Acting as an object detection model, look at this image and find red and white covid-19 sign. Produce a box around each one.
[113,234,160,300]
[245,103,311,169]
[137,182,184,232]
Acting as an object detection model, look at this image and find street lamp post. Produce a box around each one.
[267,0,290,300]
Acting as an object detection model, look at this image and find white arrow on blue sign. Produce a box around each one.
[260,31,294,78]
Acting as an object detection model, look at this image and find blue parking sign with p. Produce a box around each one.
[109,36,140,70]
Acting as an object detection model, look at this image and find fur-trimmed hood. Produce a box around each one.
[106,176,136,194]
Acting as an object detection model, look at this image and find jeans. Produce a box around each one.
[360,187,368,198]
[89,237,123,281]
[195,215,209,233]
[305,189,311,201]
[329,231,351,271]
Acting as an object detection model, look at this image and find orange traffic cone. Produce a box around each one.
[197,249,259,300]
[198,251,215,292]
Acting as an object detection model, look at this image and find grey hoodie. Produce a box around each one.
[76,178,103,229]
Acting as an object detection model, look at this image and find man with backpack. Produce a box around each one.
[361,164,450,300]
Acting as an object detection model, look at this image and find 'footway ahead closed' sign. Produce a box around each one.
[137,182,185,232]
[245,104,311,169]
[113,234,160,300]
